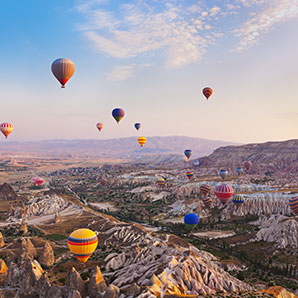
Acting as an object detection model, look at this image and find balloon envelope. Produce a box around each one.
[186,171,194,179]
[184,149,192,160]
[138,137,146,147]
[236,167,243,175]
[215,184,234,204]
[96,123,103,132]
[51,58,75,88]
[193,160,200,167]
[134,123,141,130]
[0,123,13,138]
[32,177,44,186]
[289,197,298,215]
[232,194,244,205]
[200,184,211,196]
[156,178,165,186]
[202,197,212,208]
[67,229,98,263]
[112,108,125,123]
[244,161,252,171]
[219,169,228,179]
[202,87,213,100]
[184,213,199,227]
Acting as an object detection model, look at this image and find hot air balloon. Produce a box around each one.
[51,58,75,88]
[184,149,192,160]
[193,160,200,167]
[134,123,141,131]
[112,108,125,124]
[96,123,103,132]
[236,167,243,176]
[67,228,98,263]
[100,179,107,186]
[202,87,213,100]
[215,184,233,204]
[244,161,252,171]
[138,137,146,147]
[32,177,44,186]
[0,123,13,139]
[219,169,228,180]
[200,184,211,196]
[202,196,212,208]
[184,213,199,229]
[289,197,298,215]
[156,178,165,186]
[186,171,194,180]
[232,194,244,206]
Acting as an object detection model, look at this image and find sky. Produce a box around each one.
[0,0,298,144]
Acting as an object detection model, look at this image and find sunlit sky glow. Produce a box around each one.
[0,0,297,143]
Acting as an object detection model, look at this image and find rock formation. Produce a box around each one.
[103,284,120,298]
[64,267,86,297]
[19,238,36,263]
[0,259,8,282]
[88,266,107,297]
[262,286,297,298]
[20,218,28,234]
[39,241,55,267]
[7,203,14,216]
[0,183,17,201]
[0,233,4,248]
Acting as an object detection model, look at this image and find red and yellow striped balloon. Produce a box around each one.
[138,137,146,147]
[67,229,98,263]
[0,123,13,139]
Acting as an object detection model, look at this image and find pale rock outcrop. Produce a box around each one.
[0,233,4,248]
[254,215,298,248]
[120,282,141,296]
[55,211,62,223]
[64,267,86,297]
[19,237,36,263]
[8,203,14,216]
[19,259,51,297]
[39,241,55,267]
[88,266,107,297]
[262,286,297,298]
[103,284,120,298]
[20,218,28,234]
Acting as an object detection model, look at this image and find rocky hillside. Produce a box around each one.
[0,183,17,201]
[197,139,298,174]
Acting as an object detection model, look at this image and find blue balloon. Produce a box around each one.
[134,123,141,130]
[184,213,199,225]
[219,169,228,179]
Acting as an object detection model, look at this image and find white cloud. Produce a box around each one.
[106,64,151,81]
[233,0,298,51]
[77,1,221,68]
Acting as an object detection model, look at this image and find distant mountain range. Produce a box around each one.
[0,136,239,160]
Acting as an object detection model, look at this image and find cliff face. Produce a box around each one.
[197,139,298,174]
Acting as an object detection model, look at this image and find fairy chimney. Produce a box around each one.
[0,233,4,248]
[39,241,55,267]
[20,219,28,234]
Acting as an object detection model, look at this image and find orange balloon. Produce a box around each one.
[0,123,13,138]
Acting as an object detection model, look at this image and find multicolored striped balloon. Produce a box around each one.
[138,137,146,147]
[68,229,98,263]
[184,149,192,160]
[289,197,298,215]
[202,196,212,208]
[202,87,213,100]
[186,171,194,179]
[51,58,75,88]
[232,194,244,205]
[200,184,211,196]
[156,178,165,186]
[0,123,13,139]
[215,184,234,204]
